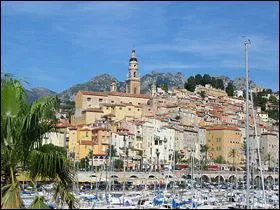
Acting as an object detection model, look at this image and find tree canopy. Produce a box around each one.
[184,74,225,92]
[225,82,236,97]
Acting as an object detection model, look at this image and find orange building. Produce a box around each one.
[68,125,111,163]
[206,125,243,164]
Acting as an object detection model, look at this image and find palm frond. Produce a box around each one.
[53,181,78,209]
[1,182,25,209]
[1,77,26,119]
[30,196,50,209]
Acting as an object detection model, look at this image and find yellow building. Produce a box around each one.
[68,125,111,161]
[206,125,243,164]
[92,127,111,157]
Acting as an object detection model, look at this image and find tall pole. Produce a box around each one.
[245,39,251,209]
[108,119,112,193]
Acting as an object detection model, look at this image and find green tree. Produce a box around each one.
[175,150,183,164]
[79,157,90,171]
[253,92,268,111]
[106,145,117,158]
[161,84,168,93]
[1,75,77,209]
[194,74,203,85]
[88,149,94,171]
[228,148,239,171]
[114,159,124,170]
[184,76,196,92]
[268,110,279,121]
[226,82,236,97]
[199,91,206,100]
[214,155,226,164]
[200,144,209,165]
[216,79,225,90]
[202,74,211,86]
[268,95,278,105]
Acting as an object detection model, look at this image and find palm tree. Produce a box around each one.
[88,149,94,171]
[106,145,117,171]
[1,75,77,209]
[228,148,239,171]
[200,144,209,165]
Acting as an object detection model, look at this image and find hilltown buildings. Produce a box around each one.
[46,49,278,170]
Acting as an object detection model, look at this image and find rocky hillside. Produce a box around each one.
[57,72,186,101]
[26,87,56,103]
[26,72,265,103]
[140,71,186,93]
[58,74,126,101]
[215,75,261,91]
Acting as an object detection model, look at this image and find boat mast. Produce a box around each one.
[244,39,251,209]
[250,90,266,204]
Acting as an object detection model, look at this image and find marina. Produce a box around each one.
[20,178,279,209]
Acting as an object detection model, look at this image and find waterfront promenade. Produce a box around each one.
[76,170,279,184]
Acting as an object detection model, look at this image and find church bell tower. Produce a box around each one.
[126,49,141,94]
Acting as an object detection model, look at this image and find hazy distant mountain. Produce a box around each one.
[26,72,266,103]
[58,74,126,101]
[26,87,57,103]
[140,71,186,93]
[57,72,186,101]
[215,75,261,91]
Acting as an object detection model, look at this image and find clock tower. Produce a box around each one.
[126,49,141,94]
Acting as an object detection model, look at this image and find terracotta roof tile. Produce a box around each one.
[206,125,240,131]
[80,91,151,99]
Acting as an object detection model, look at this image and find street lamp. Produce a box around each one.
[156,149,160,172]
[123,135,127,172]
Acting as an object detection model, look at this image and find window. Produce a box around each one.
[134,72,136,77]
[106,107,109,110]
[87,97,91,101]
[138,103,141,105]
[137,109,140,111]
[129,102,132,104]
[155,140,158,145]
[86,132,88,137]
[99,98,103,102]
[119,107,122,110]
[128,108,131,111]
[111,100,114,103]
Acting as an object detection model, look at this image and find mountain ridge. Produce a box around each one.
[26,72,268,103]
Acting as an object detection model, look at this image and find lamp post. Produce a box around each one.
[156,149,160,172]
[122,132,128,206]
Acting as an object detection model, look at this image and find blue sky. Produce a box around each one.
[1,1,279,92]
